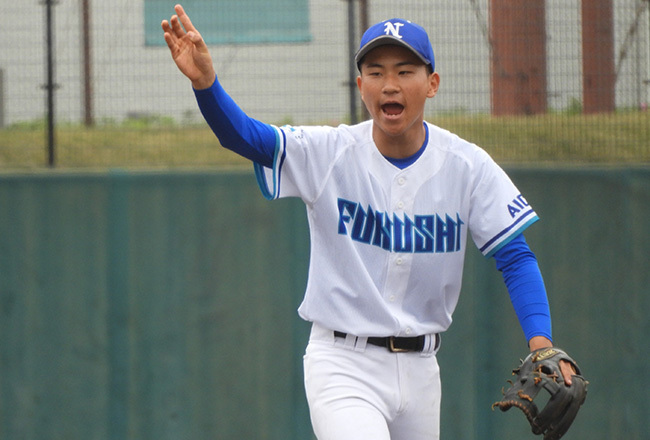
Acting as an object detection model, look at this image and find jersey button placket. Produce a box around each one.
[393,173,410,212]
[384,253,409,307]
[384,172,412,311]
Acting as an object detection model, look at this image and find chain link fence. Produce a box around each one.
[0,0,648,168]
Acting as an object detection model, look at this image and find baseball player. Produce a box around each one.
[162,5,576,439]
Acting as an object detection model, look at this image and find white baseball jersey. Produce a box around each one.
[254,120,538,337]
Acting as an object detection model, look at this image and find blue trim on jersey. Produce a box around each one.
[485,215,539,258]
[254,127,286,200]
[254,165,273,200]
[481,210,539,257]
[277,130,288,195]
[494,233,552,342]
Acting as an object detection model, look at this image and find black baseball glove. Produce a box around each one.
[492,347,588,440]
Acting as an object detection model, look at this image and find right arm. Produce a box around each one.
[162,4,276,167]
[161,4,215,90]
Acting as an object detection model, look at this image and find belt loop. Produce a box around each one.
[342,333,357,349]
[338,332,368,352]
[353,336,368,352]
[420,333,441,357]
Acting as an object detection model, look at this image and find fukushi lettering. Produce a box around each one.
[337,198,464,254]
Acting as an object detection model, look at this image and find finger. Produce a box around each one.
[161,19,177,48]
[173,4,210,54]
[170,15,186,39]
[161,19,173,38]
[163,31,176,51]
[175,4,198,34]
[560,361,574,386]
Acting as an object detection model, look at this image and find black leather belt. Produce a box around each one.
[334,331,437,353]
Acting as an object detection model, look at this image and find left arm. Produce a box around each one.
[494,234,576,385]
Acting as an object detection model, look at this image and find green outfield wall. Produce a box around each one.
[0,167,648,439]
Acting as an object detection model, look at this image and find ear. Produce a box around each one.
[356,75,364,101]
[427,72,440,98]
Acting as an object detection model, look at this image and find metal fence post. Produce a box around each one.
[0,68,4,129]
[346,0,358,125]
[44,0,58,167]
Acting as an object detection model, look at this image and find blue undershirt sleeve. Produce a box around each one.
[193,78,277,168]
[493,233,553,343]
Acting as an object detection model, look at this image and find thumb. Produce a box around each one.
[187,31,206,50]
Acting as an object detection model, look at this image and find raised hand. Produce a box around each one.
[161,4,216,90]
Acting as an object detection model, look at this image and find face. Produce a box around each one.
[357,45,440,154]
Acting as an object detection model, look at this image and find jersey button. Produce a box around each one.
[396,257,403,265]
[389,295,395,302]
[405,327,412,335]
[397,201,404,209]
[398,177,406,185]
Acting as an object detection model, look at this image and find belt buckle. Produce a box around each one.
[388,336,409,353]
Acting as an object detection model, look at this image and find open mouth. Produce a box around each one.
[381,103,404,117]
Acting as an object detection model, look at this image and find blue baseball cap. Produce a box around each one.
[355,19,435,72]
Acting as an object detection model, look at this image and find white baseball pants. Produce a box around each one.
[303,324,441,440]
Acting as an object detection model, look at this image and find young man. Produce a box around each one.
[162,5,574,439]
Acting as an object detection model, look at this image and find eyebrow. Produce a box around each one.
[365,60,418,69]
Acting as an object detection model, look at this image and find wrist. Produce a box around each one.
[192,73,216,91]
[528,336,553,351]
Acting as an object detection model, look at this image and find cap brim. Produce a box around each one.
[355,35,430,68]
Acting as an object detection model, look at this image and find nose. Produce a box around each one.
[382,73,400,94]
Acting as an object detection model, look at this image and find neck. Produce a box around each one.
[372,120,426,159]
